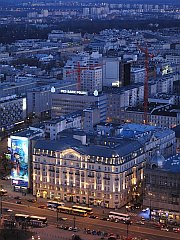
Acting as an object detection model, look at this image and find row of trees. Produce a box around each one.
[0,18,179,44]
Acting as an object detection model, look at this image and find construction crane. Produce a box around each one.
[65,61,103,91]
[137,44,154,124]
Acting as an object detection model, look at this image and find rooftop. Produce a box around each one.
[12,128,43,138]
[162,154,180,173]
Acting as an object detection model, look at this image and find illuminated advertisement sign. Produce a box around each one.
[10,136,29,187]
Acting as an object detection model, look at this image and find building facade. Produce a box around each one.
[51,90,107,122]
[32,134,145,208]
[144,153,180,222]
[0,95,26,132]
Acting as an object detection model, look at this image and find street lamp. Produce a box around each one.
[0,193,2,220]
[125,220,131,240]
[56,207,59,227]
[73,214,76,228]
[148,192,153,220]
[102,193,105,214]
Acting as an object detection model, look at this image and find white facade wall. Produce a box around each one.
[102,57,121,87]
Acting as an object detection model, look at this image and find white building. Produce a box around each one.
[44,113,82,140]
[32,123,176,208]
[131,67,146,83]
[63,52,103,93]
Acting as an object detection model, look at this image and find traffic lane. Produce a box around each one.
[2,201,179,240]
[2,199,177,233]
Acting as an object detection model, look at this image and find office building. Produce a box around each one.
[51,90,107,122]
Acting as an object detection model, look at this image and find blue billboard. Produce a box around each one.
[10,136,29,187]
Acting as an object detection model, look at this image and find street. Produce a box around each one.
[1,199,179,240]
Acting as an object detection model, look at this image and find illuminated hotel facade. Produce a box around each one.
[32,135,145,208]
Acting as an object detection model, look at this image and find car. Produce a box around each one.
[27,199,36,203]
[100,217,109,221]
[38,205,46,209]
[14,196,21,200]
[123,220,132,225]
[161,227,169,231]
[136,221,145,225]
[86,229,91,234]
[68,227,73,231]
[142,208,148,212]
[173,227,180,233]
[1,176,7,180]
[3,208,13,212]
[63,226,69,230]
[6,208,13,212]
[58,217,67,221]
[58,225,64,229]
[16,201,22,204]
[73,227,78,232]
[89,215,98,219]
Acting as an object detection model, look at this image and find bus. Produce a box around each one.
[57,206,87,217]
[72,209,87,217]
[72,205,93,215]
[15,214,48,226]
[15,214,29,222]
[109,212,130,221]
[57,206,72,214]
[28,216,48,225]
[47,201,65,210]
[28,220,46,228]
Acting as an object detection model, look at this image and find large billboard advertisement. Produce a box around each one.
[10,136,29,187]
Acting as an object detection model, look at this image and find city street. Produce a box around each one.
[1,199,179,240]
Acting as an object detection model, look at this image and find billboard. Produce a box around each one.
[10,136,29,187]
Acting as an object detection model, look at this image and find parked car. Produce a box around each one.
[63,226,69,230]
[3,208,13,212]
[173,227,180,233]
[14,196,21,200]
[89,215,98,219]
[136,221,145,225]
[73,227,78,232]
[100,217,109,221]
[16,201,22,204]
[27,199,36,203]
[38,205,46,209]
[58,217,67,221]
[161,227,169,231]
[6,208,13,212]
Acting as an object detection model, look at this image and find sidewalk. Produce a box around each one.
[1,179,139,219]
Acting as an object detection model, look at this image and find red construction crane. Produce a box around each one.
[65,61,103,91]
[137,44,154,124]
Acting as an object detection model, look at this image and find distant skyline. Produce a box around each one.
[0,0,179,4]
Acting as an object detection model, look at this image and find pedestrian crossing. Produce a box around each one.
[128,212,138,217]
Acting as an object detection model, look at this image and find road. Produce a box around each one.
[2,200,179,240]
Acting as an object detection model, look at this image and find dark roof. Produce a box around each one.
[34,136,143,158]
[34,137,81,151]
[162,155,180,173]
[152,110,177,117]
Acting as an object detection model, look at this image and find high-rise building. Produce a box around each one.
[63,52,103,93]
[102,57,131,87]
